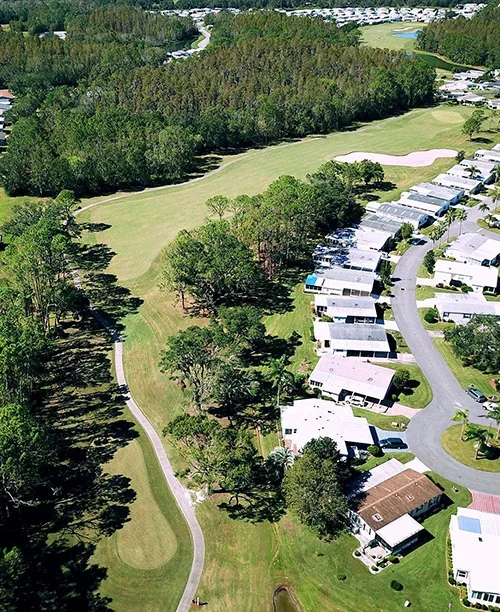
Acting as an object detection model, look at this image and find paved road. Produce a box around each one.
[391,199,500,494]
[73,219,205,611]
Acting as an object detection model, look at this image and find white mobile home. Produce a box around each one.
[434,260,498,293]
[304,268,376,297]
[313,321,391,357]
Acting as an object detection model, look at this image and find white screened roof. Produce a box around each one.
[377,202,428,222]
[309,353,394,399]
[450,507,500,594]
[327,226,392,252]
[435,292,497,316]
[445,233,500,261]
[435,259,498,287]
[377,513,424,548]
[314,295,377,318]
[410,182,463,201]
[280,399,373,455]
[434,173,482,191]
[313,244,381,271]
[350,458,406,495]
[460,158,497,173]
[314,322,390,353]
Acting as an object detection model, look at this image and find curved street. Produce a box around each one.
[392,197,500,494]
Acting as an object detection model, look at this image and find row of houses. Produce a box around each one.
[0,89,13,146]
[439,69,500,109]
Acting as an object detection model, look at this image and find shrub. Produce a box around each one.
[463,600,470,607]
[371,566,379,572]
[354,550,361,557]
[337,573,347,581]
[320,314,333,322]
[367,445,383,457]
[461,284,473,293]
[449,577,456,585]
[387,555,399,564]
[390,580,403,591]
[424,307,438,323]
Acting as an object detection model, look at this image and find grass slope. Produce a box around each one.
[360,22,422,52]
[78,106,480,609]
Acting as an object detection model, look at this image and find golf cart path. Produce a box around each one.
[73,212,204,612]
[392,198,500,494]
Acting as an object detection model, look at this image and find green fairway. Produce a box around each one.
[92,430,193,612]
[442,424,500,473]
[78,105,475,283]
[360,22,423,52]
[434,338,496,396]
[78,105,480,609]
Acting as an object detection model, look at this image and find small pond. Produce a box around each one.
[274,587,301,612]
[393,30,421,39]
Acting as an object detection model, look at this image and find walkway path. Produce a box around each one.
[73,214,205,612]
[391,199,500,494]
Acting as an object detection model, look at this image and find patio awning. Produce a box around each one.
[376,514,423,548]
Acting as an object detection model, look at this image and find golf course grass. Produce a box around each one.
[442,424,500,473]
[76,104,485,609]
[360,22,423,52]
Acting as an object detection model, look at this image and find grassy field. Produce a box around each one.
[379,363,433,409]
[434,338,496,396]
[77,105,481,609]
[442,424,500,473]
[93,428,193,612]
[360,22,423,52]
[352,407,409,430]
[78,106,476,283]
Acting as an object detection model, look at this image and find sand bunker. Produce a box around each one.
[334,149,457,167]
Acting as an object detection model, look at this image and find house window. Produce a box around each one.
[293,429,297,434]
[284,429,292,435]
[496,596,500,604]
[464,313,471,319]
[457,570,467,578]
[325,340,330,348]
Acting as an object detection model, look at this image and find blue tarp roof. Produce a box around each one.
[305,275,318,286]
[458,515,482,534]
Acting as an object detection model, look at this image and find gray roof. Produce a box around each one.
[411,182,463,201]
[406,192,450,208]
[435,293,496,316]
[324,322,388,342]
[360,214,402,235]
[378,202,428,222]
[314,266,376,285]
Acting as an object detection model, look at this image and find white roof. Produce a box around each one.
[313,244,381,271]
[314,322,390,353]
[450,507,500,594]
[314,295,378,319]
[446,233,500,262]
[280,399,373,455]
[327,226,392,252]
[460,158,497,173]
[308,268,376,293]
[410,182,463,201]
[377,513,424,548]
[435,259,498,288]
[475,149,500,163]
[447,163,491,181]
[435,292,499,316]
[350,458,406,495]
[309,353,394,400]
[434,173,482,191]
[377,202,429,222]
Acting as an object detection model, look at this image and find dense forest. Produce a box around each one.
[0,194,141,610]
[0,9,435,197]
[417,4,500,68]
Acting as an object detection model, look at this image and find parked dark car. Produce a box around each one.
[466,386,486,403]
[379,437,407,450]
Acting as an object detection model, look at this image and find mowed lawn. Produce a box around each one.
[442,424,500,473]
[78,105,475,283]
[93,428,193,612]
[434,338,496,396]
[379,362,433,409]
[78,105,480,610]
[360,22,423,51]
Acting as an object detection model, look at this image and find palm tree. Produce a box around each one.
[444,208,456,242]
[268,355,296,409]
[455,208,467,235]
[488,405,500,440]
[267,446,295,479]
[479,202,490,214]
[452,408,469,441]
[490,186,500,212]
[464,424,490,460]
[464,164,479,179]
[429,223,445,248]
[485,213,497,228]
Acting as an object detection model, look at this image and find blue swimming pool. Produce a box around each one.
[393,30,421,39]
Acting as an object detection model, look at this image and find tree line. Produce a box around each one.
[417,4,500,68]
[0,195,140,609]
[0,10,435,197]
[159,162,383,536]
